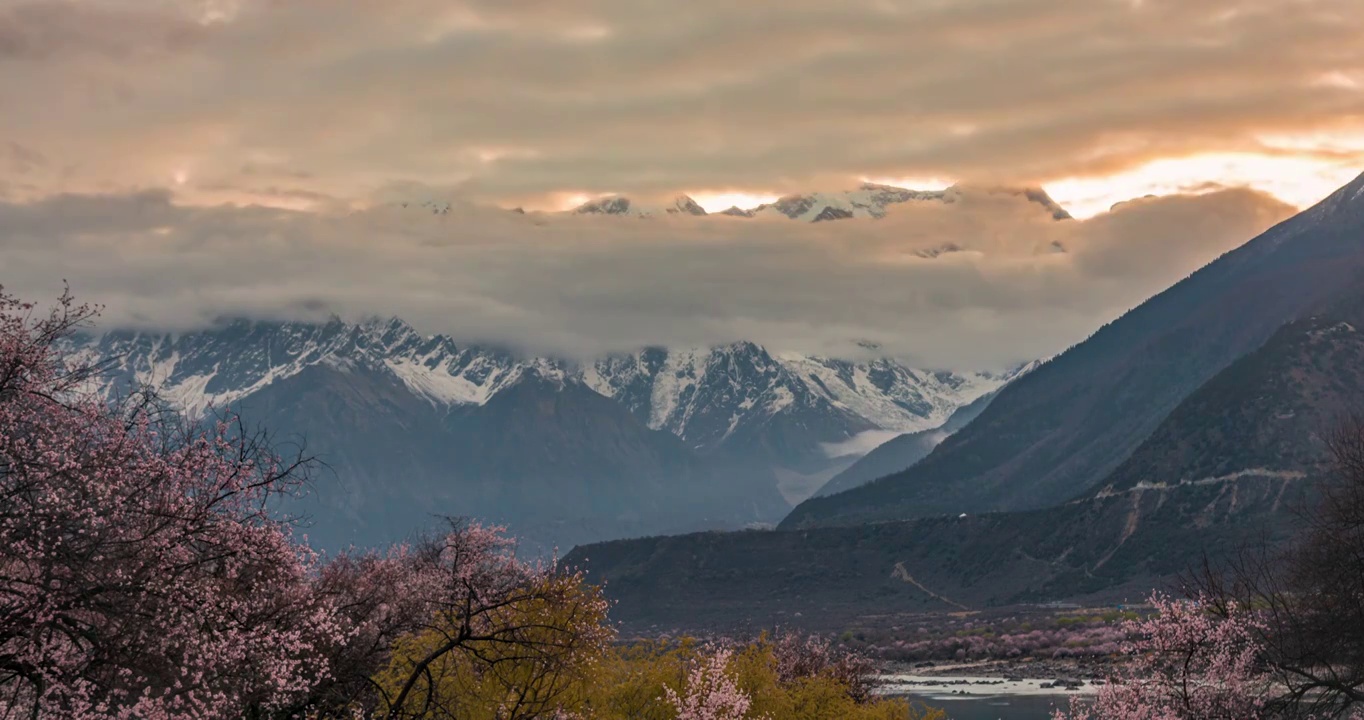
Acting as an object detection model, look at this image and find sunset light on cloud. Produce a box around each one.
[687,152,1364,218]
[687,192,782,213]
[0,0,1359,219]
[1044,150,1364,219]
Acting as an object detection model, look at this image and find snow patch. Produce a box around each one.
[1093,467,1307,499]
[765,385,795,414]
[777,354,1005,433]
[649,349,706,430]
[384,358,508,405]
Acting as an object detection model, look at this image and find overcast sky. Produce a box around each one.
[1,0,1360,367]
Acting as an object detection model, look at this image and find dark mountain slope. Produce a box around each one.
[813,389,1000,498]
[566,476,1299,633]
[240,366,785,551]
[1096,290,1364,495]
[441,373,789,529]
[785,174,1364,528]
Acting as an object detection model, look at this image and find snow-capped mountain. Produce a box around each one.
[748,183,951,221]
[76,317,1027,549]
[571,195,709,217]
[560,182,1072,223]
[749,183,1072,222]
[84,317,532,411]
[86,319,1012,466]
[584,345,1005,446]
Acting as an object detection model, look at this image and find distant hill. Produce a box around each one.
[783,172,1364,529]
[564,475,1299,633]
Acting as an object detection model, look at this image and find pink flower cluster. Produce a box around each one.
[770,630,878,703]
[1054,593,1270,720]
[664,648,762,720]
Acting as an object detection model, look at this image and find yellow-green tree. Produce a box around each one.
[380,626,945,720]
[371,531,939,720]
[578,635,945,720]
[371,536,612,720]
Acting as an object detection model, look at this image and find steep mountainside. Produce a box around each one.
[240,366,780,551]
[784,172,1364,528]
[814,357,1046,497]
[813,388,1001,498]
[1095,291,1364,496]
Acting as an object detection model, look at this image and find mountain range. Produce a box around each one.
[77,320,1024,550]
[564,171,1364,631]
[567,182,1073,223]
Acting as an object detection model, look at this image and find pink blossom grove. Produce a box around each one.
[0,286,609,719]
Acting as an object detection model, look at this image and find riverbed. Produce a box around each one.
[881,674,1096,720]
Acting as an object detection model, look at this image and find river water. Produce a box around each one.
[882,674,1095,720]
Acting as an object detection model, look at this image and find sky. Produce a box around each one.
[1,0,1362,367]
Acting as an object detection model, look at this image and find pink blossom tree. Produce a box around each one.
[0,286,341,719]
[769,630,878,704]
[0,287,616,720]
[1053,593,1270,720]
[664,647,762,720]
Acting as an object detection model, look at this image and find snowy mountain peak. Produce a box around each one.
[572,196,635,216]
[748,185,951,222]
[571,194,708,218]
[1313,170,1364,216]
[666,195,709,216]
[79,319,1024,474]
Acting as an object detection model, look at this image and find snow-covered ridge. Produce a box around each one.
[560,183,1072,223]
[77,318,1021,449]
[571,195,708,218]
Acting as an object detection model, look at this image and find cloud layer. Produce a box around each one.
[0,186,1294,368]
[1,0,1363,209]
